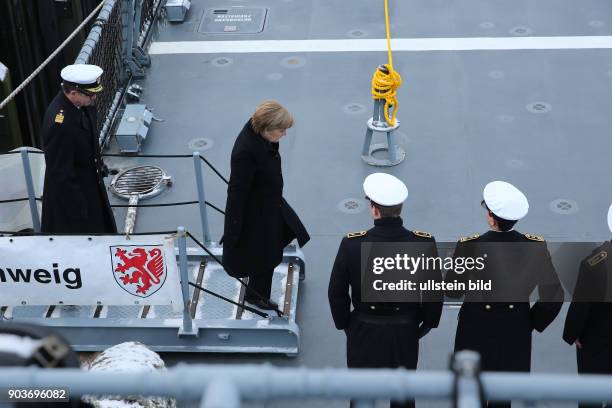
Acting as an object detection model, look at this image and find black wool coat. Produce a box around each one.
[41,92,117,234]
[563,240,612,375]
[222,120,309,278]
[446,230,564,373]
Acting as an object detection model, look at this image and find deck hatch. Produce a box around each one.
[198,7,267,34]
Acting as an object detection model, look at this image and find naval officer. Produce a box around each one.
[445,181,563,408]
[563,204,612,408]
[41,64,116,233]
[328,173,443,408]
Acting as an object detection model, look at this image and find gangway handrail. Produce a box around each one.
[1,365,612,407]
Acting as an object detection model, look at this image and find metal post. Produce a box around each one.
[20,148,40,232]
[452,351,483,408]
[201,379,241,408]
[352,401,376,408]
[193,152,212,244]
[177,227,197,336]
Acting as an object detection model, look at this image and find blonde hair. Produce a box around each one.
[251,100,294,134]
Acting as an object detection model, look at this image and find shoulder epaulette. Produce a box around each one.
[412,230,432,238]
[525,233,544,242]
[346,231,367,239]
[54,110,64,124]
[587,250,608,267]
[459,233,480,243]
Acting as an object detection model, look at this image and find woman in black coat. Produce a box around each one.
[223,101,309,310]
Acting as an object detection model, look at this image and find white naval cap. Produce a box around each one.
[363,173,408,206]
[60,64,103,93]
[483,180,529,221]
[607,203,612,233]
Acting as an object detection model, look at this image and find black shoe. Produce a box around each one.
[244,297,279,310]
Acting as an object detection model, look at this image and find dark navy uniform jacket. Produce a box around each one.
[446,230,563,374]
[328,217,443,370]
[41,91,116,233]
[564,240,612,375]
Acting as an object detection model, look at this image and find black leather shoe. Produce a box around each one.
[244,297,279,310]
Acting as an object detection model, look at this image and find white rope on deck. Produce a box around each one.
[0,0,107,111]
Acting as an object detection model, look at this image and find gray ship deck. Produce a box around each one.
[102,0,612,406]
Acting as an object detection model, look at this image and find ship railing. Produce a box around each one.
[74,0,165,148]
[1,353,612,408]
[0,0,164,147]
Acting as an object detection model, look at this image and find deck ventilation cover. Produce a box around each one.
[110,165,172,234]
[111,165,169,199]
[198,7,267,34]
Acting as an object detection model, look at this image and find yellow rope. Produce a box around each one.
[371,0,402,126]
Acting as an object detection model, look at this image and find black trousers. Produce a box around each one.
[577,343,612,408]
[245,269,274,300]
[347,312,419,408]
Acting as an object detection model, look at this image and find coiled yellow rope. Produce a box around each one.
[371,0,402,126]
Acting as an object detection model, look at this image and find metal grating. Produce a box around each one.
[111,165,164,197]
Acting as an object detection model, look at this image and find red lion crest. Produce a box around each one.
[112,247,165,296]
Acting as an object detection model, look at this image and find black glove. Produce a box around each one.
[100,163,110,178]
[418,324,431,339]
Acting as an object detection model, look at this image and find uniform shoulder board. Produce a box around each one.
[412,230,432,238]
[525,233,544,242]
[346,231,367,239]
[54,111,64,124]
[587,250,608,267]
[459,233,480,243]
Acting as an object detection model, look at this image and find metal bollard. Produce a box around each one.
[20,147,41,232]
[361,65,405,167]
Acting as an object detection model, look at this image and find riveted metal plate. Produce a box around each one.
[199,7,267,34]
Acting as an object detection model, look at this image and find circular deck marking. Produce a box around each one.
[281,56,306,68]
[211,57,233,67]
[338,198,367,214]
[527,102,552,114]
[348,29,367,38]
[343,103,366,115]
[488,70,505,79]
[267,72,284,80]
[505,159,525,169]
[188,137,214,151]
[550,199,579,215]
[479,22,495,29]
[496,114,515,123]
[509,26,533,36]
